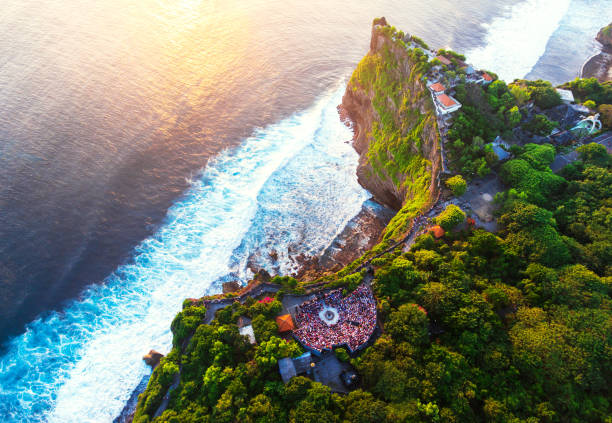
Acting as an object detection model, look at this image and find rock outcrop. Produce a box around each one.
[584,23,612,82]
[341,18,440,216]
[597,23,612,47]
[222,281,241,294]
[142,350,164,368]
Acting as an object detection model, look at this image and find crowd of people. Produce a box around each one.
[293,284,377,353]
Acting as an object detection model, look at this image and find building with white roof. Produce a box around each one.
[556,88,575,103]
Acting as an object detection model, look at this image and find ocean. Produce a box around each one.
[0,0,610,421]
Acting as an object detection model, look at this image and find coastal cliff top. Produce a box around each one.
[597,22,612,47]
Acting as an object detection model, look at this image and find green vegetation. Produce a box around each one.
[134,23,612,423]
[433,204,466,230]
[511,79,562,109]
[135,145,611,422]
[583,99,596,109]
[349,22,438,240]
[445,175,467,196]
[522,114,558,136]
[499,144,564,206]
[562,77,612,106]
[410,35,429,50]
[447,79,520,177]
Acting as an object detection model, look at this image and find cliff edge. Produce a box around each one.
[597,23,612,47]
[341,18,440,239]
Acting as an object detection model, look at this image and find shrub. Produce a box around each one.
[446,175,467,196]
[170,305,207,346]
[576,143,611,167]
[565,77,612,105]
[530,86,562,109]
[520,143,556,170]
[335,348,350,362]
[523,114,559,136]
[583,100,596,109]
[434,204,466,230]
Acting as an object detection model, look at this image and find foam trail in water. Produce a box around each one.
[466,0,571,82]
[0,83,368,423]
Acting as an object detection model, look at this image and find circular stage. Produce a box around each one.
[318,306,339,326]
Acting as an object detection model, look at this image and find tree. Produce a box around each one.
[500,159,565,206]
[507,105,522,127]
[252,314,278,343]
[520,143,556,170]
[385,303,429,345]
[498,202,570,267]
[342,390,389,423]
[255,337,302,372]
[510,85,531,106]
[523,114,558,136]
[583,100,596,109]
[576,143,611,167]
[529,86,562,109]
[170,305,207,346]
[445,175,467,196]
[434,204,466,230]
[566,77,612,105]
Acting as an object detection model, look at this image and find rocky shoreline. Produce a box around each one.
[581,22,612,82]
[294,199,394,279]
[581,46,612,82]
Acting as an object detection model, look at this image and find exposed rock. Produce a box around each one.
[269,249,279,261]
[222,281,241,294]
[296,200,394,280]
[143,350,164,367]
[341,19,440,212]
[583,23,612,82]
[253,269,272,283]
[597,23,612,47]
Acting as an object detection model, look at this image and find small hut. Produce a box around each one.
[275,314,295,333]
[278,352,313,384]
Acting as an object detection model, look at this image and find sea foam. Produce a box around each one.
[466,0,571,82]
[0,83,368,423]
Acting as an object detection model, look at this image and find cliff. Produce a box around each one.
[596,23,612,47]
[583,22,612,82]
[341,18,440,239]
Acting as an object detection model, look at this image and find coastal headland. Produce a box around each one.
[582,22,612,82]
[127,17,612,423]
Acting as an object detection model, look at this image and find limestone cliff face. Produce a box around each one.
[597,23,612,48]
[342,18,440,212]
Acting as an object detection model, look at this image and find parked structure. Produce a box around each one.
[278,352,313,384]
[556,88,575,103]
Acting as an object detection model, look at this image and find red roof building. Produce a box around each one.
[482,72,493,82]
[275,314,295,333]
[429,82,446,94]
[438,94,458,108]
